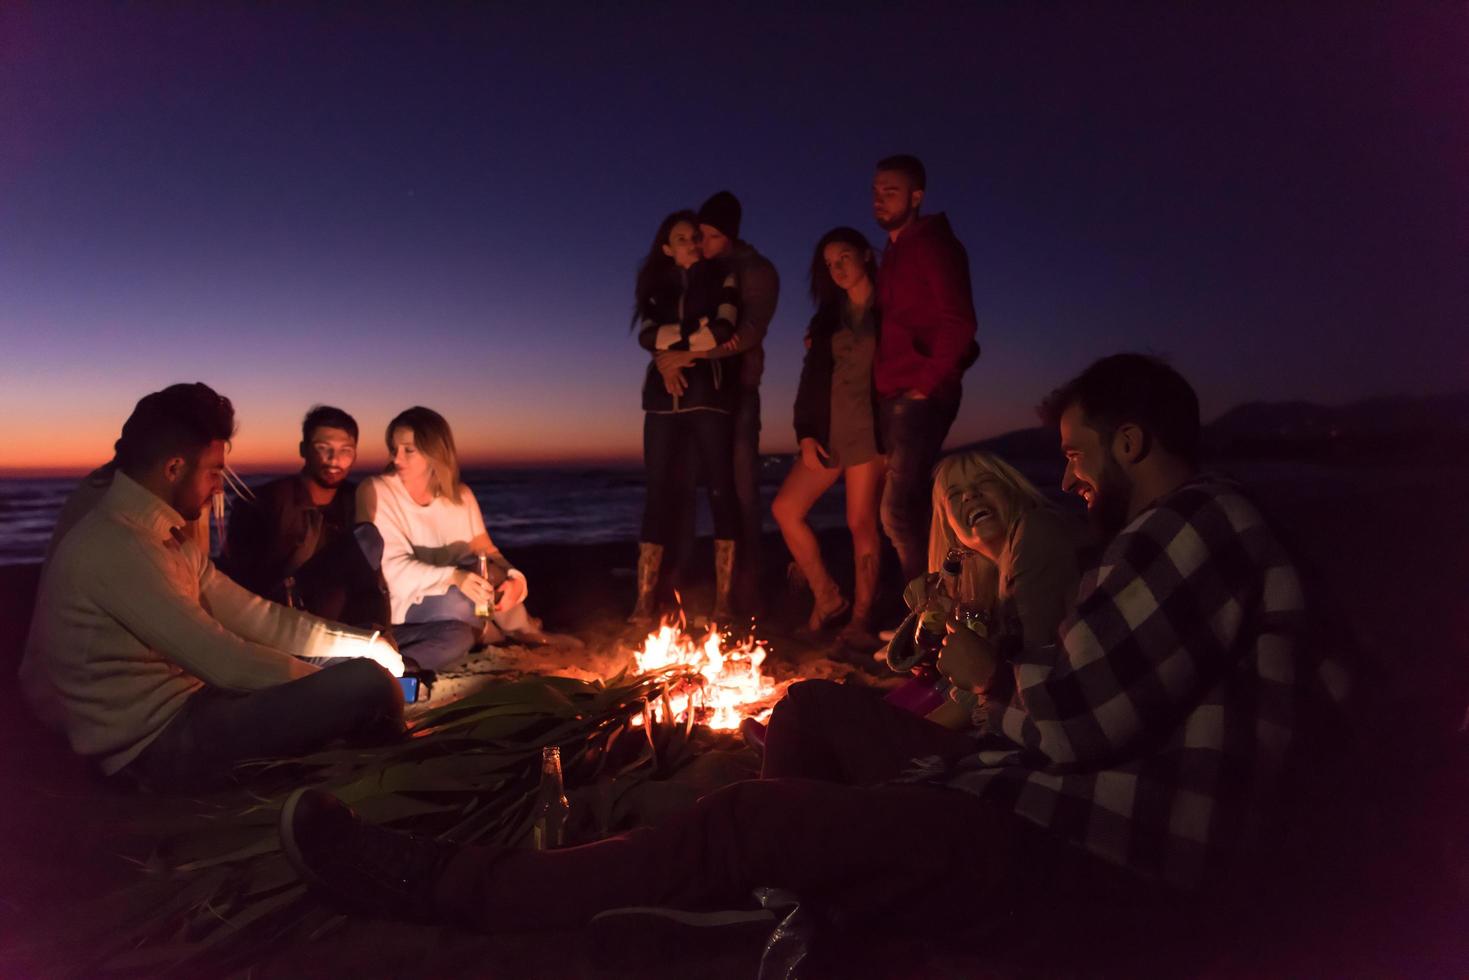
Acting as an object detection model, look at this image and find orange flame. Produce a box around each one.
[629,616,786,731]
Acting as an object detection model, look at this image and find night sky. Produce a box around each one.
[1,3,1463,473]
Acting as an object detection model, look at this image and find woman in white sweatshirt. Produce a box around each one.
[357,406,546,649]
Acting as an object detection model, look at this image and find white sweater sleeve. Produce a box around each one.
[359,478,457,621]
[202,556,392,661]
[91,531,315,692]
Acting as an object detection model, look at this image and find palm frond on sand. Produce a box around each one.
[49,669,721,977]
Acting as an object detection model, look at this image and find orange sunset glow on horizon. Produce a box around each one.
[0,391,652,476]
[0,362,798,477]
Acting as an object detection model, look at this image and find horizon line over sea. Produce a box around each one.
[0,459,837,567]
[0,455,649,481]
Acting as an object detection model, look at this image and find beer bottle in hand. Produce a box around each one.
[912,551,966,663]
[474,554,492,618]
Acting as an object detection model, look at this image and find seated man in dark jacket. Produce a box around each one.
[223,406,375,621]
[223,405,474,670]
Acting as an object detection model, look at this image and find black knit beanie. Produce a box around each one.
[697,191,742,240]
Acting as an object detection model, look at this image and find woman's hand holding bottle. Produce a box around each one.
[936,623,999,693]
[451,568,497,609]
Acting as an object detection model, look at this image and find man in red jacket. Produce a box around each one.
[872,154,979,582]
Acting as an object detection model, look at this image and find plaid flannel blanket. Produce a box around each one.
[927,476,1349,888]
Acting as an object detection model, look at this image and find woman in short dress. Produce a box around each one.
[771,227,886,647]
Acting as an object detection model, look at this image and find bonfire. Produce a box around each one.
[628,614,788,731]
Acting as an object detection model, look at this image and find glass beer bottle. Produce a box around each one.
[532,746,570,850]
[885,548,970,717]
[474,554,492,618]
[912,550,966,661]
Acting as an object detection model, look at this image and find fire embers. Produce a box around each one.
[629,619,786,731]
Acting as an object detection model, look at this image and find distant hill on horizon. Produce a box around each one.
[958,391,1469,462]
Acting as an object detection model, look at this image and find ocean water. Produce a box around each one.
[0,480,72,566]
[12,457,1373,569]
[0,460,846,567]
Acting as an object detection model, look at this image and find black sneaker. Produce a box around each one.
[278,787,458,921]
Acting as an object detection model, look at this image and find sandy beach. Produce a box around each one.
[1,460,1465,976]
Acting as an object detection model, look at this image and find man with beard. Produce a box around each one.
[1051,361,1199,540]
[24,384,406,791]
[223,405,476,670]
[277,355,1348,942]
[224,406,367,617]
[871,154,979,584]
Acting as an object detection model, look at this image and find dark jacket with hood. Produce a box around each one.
[874,213,979,401]
[638,258,742,413]
[716,241,779,388]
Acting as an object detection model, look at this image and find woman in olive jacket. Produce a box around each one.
[773,227,885,647]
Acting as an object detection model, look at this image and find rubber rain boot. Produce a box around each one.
[712,539,736,623]
[628,541,664,625]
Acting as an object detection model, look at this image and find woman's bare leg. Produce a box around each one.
[843,457,886,635]
[771,460,844,627]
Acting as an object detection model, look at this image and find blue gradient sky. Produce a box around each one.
[1,3,1463,473]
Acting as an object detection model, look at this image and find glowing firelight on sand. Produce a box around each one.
[630,619,786,731]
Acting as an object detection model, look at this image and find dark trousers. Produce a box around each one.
[761,679,975,783]
[435,679,1161,933]
[878,395,961,583]
[437,777,1023,932]
[354,524,476,671]
[390,619,477,672]
[435,679,1023,931]
[129,659,403,792]
[642,410,739,544]
[665,388,760,606]
[730,385,763,610]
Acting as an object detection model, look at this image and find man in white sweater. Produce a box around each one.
[23,384,406,791]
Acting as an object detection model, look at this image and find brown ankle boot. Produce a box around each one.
[840,551,882,651]
[806,579,850,632]
[628,542,664,624]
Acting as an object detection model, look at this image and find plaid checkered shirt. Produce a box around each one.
[922,476,1349,888]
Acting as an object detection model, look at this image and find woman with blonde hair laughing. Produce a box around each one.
[886,449,1082,728]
